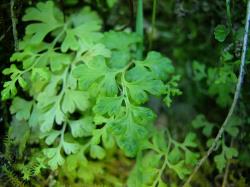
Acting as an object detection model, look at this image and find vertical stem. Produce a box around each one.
[136,0,144,60]
[226,0,232,29]
[222,140,233,187]
[10,0,18,51]
[149,0,157,49]
[222,161,230,187]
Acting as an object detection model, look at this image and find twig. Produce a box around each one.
[183,1,250,186]
[10,0,18,51]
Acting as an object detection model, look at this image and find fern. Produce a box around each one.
[128,130,200,186]
[1,1,181,185]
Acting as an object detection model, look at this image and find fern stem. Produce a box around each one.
[183,1,250,186]
[59,122,67,148]
[152,129,173,187]
[136,0,144,60]
[222,162,230,187]
[10,0,18,51]
[153,156,168,187]
[222,153,230,186]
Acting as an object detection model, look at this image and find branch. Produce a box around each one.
[183,1,250,186]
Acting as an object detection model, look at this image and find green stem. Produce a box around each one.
[152,155,169,187]
[152,129,173,187]
[226,0,232,29]
[59,122,67,148]
[136,0,144,60]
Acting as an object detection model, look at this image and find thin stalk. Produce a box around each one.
[222,140,233,187]
[183,1,250,186]
[222,156,230,187]
[136,0,144,60]
[152,156,168,187]
[152,129,173,187]
[149,0,157,49]
[10,0,18,51]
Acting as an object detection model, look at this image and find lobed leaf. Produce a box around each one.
[10,97,33,120]
[23,1,64,44]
